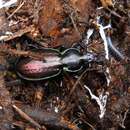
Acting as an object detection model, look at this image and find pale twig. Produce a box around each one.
[120,109,129,128]
[69,12,81,38]
[8,1,25,19]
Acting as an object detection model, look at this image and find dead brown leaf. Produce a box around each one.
[38,0,94,47]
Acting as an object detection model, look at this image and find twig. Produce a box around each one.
[120,109,129,128]
[106,7,122,19]
[68,68,89,97]
[18,104,81,130]
[69,12,81,38]
[0,45,45,59]
[13,105,46,130]
[8,1,25,19]
[0,25,35,41]
[80,118,96,130]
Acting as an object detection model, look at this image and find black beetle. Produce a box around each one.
[15,48,96,81]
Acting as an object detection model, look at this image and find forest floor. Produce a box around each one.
[0,0,130,130]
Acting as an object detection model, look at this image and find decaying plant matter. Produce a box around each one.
[0,0,130,130]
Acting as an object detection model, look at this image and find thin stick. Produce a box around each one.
[8,1,25,19]
[68,68,88,97]
[0,25,34,41]
[13,105,46,130]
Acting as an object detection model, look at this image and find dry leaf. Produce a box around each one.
[38,0,94,47]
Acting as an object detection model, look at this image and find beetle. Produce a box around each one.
[15,48,96,81]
